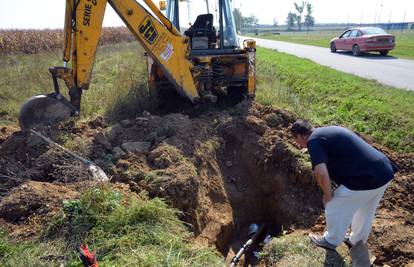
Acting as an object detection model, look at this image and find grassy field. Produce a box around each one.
[0,28,135,55]
[257,30,414,59]
[4,42,412,153]
[0,42,151,126]
[0,186,223,266]
[255,47,414,152]
[263,232,351,266]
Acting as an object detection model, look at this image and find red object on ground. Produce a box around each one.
[78,244,98,267]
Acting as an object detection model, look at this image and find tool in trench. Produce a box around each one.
[230,224,269,267]
[29,129,109,182]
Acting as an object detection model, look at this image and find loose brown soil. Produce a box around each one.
[0,100,413,266]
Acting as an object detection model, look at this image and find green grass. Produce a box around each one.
[257,30,414,59]
[0,41,224,267]
[0,42,150,125]
[256,47,414,152]
[2,41,413,152]
[1,186,223,267]
[263,233,351,266]
[0,231,70,267]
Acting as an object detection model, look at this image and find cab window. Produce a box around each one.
[340,30,351,39]
[349,30,359,38]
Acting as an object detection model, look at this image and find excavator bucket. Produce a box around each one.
[19,93,75,131]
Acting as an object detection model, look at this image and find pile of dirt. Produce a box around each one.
[370,157,414,266]
[1,100,413,266]
[0,180,80,238]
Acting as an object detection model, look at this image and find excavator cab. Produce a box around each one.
[19,0,255,130]
[148,0,255,105]
[166,0,238,50]
[184,14,217,50]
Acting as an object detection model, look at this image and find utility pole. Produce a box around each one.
[214,0,219,26]
[360,13,363,27]
[239,1,242,33]
[187,0,192,26]
[205,0,209,14]
[388,11,392,30]
[378,4,383,27]
[402,9,406,32]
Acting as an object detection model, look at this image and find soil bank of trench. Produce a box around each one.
[0,100,413,266]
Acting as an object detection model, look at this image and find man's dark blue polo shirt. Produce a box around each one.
[307,126,397,190]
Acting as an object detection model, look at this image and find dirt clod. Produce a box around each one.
[121,141,151,154]
[94,132,112,150]
[0,181,79,223]
[120,119,133,128]
[244,115,268,135]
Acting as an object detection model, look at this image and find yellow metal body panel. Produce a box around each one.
[63,0,74,62]
[74,0,107,89]
[243,39,256,97]
[56,0,257,110]
[63,0,198,102]
[141,0,179,35]
[109,0,198,101]
[22,0,256,131]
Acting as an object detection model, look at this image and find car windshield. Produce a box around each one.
[361,27,387,35]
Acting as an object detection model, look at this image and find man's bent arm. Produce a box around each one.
[314,163,332,201]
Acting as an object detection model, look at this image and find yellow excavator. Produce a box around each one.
[19,0,256,130]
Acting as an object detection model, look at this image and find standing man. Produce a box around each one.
[290,120,398,253]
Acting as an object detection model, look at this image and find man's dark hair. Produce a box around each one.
[291,119,314,137]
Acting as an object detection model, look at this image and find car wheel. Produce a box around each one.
[380,50,389,56]
[330,42,337,53]
[352,45,361,56]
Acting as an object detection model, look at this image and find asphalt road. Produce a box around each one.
[243,37,414,91]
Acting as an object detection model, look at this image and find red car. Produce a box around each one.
[330,27,395,56]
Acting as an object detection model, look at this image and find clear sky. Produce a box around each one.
[0,0,413,29]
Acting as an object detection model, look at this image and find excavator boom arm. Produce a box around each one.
[19,0,257,131]
[60,0,198,110]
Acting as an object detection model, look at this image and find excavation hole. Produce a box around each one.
[212,129,322,261]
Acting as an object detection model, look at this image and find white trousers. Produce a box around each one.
[323,181,391,246]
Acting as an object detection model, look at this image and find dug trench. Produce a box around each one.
[1,100,413,266]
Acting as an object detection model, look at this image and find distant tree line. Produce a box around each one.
[233,8,258,32]
[286,1,315,31]
[232,2,315,33]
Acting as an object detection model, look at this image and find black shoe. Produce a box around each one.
[308,233,337,251]
[344,237,353,249]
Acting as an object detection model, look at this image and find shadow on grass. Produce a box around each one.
[103,82,154,123]
[336,51,398,60]
[324,250,348,267]
[101,80,195,123]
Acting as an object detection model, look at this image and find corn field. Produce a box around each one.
[0,27,135,56]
